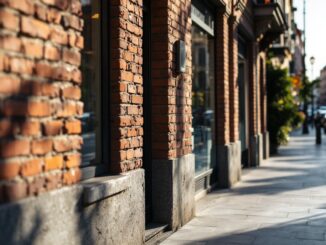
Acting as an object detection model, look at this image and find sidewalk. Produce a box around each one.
[162,130,326,245]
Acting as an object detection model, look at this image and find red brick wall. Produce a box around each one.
[0,0,83,202]
[151,0,192,160]
[216,8,230,145]
[110,0,144,173]
[248,42,258,136]
[259,53,267,133]
[229,17,239,142]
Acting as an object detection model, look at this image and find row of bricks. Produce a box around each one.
[0,153,80,180]
[0,0,82,15]
[0,75,81,99]
[0,100,83,118]
[0,55,82,83]
[0,8,83,46]
[0,167,80,202]
[0,34,82,64]
[0,119,81,137]
[0,136,82,158]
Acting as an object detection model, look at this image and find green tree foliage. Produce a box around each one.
[266,61,303,153]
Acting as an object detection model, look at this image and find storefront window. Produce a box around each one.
[81,0,101,167]
[192,24,215,175]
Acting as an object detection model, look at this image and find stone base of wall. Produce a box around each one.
[0,169,145,245]
[217,141,242,188]
[250,134,263,167]
[152,154,195,231]
[263,131,270,159]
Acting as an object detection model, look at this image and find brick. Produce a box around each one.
[21,38,43,58]
[55,102,78,117]
[131,95,143,104]
[35,4,47,21]
[44,44,61,61]
[0,35,21,52]
[0,119,12,137]
[28,101,51,117]
[8,0,34,15]
[70,0,82,16]
[134,75,143,84]
[0,140,30,158]
[75,35,84,49]
[43,120,63,136]
[0,163,20,180]
[21,159,42,177]
[62,48,81,66]
[21,17,51,39]
[35,62,54,78]
[71,136,83,150]
[46,8,62,24]
[63,168,81,185]
[64,120,81,134]
[65,154,81,168]
[28,177,46,195]
[71,69,82,84]
[0,54,10,71]
[52,66,71,81]
[44,155,63,171]
[3,182,27,202]
[50,28,68,45]
[46,173,62,190]
[121,71,134,82]
[31,139,53,155]
[20,121,40,136]
[0,75,20,94]
[62,86,81,100]
[23,81,59,97]
[53,138,73,152]
[62,15,83,31]
[0,8,19,31]
[10,58,34,75]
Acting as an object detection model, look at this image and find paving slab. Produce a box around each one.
[161,130,326,245]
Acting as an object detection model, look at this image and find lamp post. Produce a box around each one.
[310,56,315,120]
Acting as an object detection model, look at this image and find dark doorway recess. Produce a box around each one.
[143,0,152,224]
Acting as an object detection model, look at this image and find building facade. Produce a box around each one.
[0,0,287,244]
[319,67,326,106]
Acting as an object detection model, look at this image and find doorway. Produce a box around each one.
[238,57,249,167]
[143,0,152,223]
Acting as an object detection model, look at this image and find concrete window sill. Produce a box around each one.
[82,174,130,205]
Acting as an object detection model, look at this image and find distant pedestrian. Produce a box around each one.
[314,112,322,144]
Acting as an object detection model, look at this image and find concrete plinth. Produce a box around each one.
[250,134,264,167]
[0,169,145,245]
[263,131,270,159]
[151,154,195,230]
[217,141,242,188]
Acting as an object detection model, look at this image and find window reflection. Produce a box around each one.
[81,1,101,166]
[192,24,215,175]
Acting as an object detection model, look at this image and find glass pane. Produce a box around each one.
[192,24,215,175]
[81,1,101,166]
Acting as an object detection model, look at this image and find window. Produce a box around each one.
[192,24,215,175]
[80,0,105,177]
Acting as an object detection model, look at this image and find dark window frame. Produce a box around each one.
[80,0,110,180]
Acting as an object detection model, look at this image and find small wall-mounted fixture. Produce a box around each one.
[175,40,186,74]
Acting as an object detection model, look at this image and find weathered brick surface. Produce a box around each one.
[0,0,271,204]
[216,8,230,145]
[151,0,192,160]
[109,0,144,173]
[229,17,239,143]
[248,43,258,136]
[0,0,82,202]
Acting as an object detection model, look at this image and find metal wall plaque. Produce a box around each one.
[176,40,186,73]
